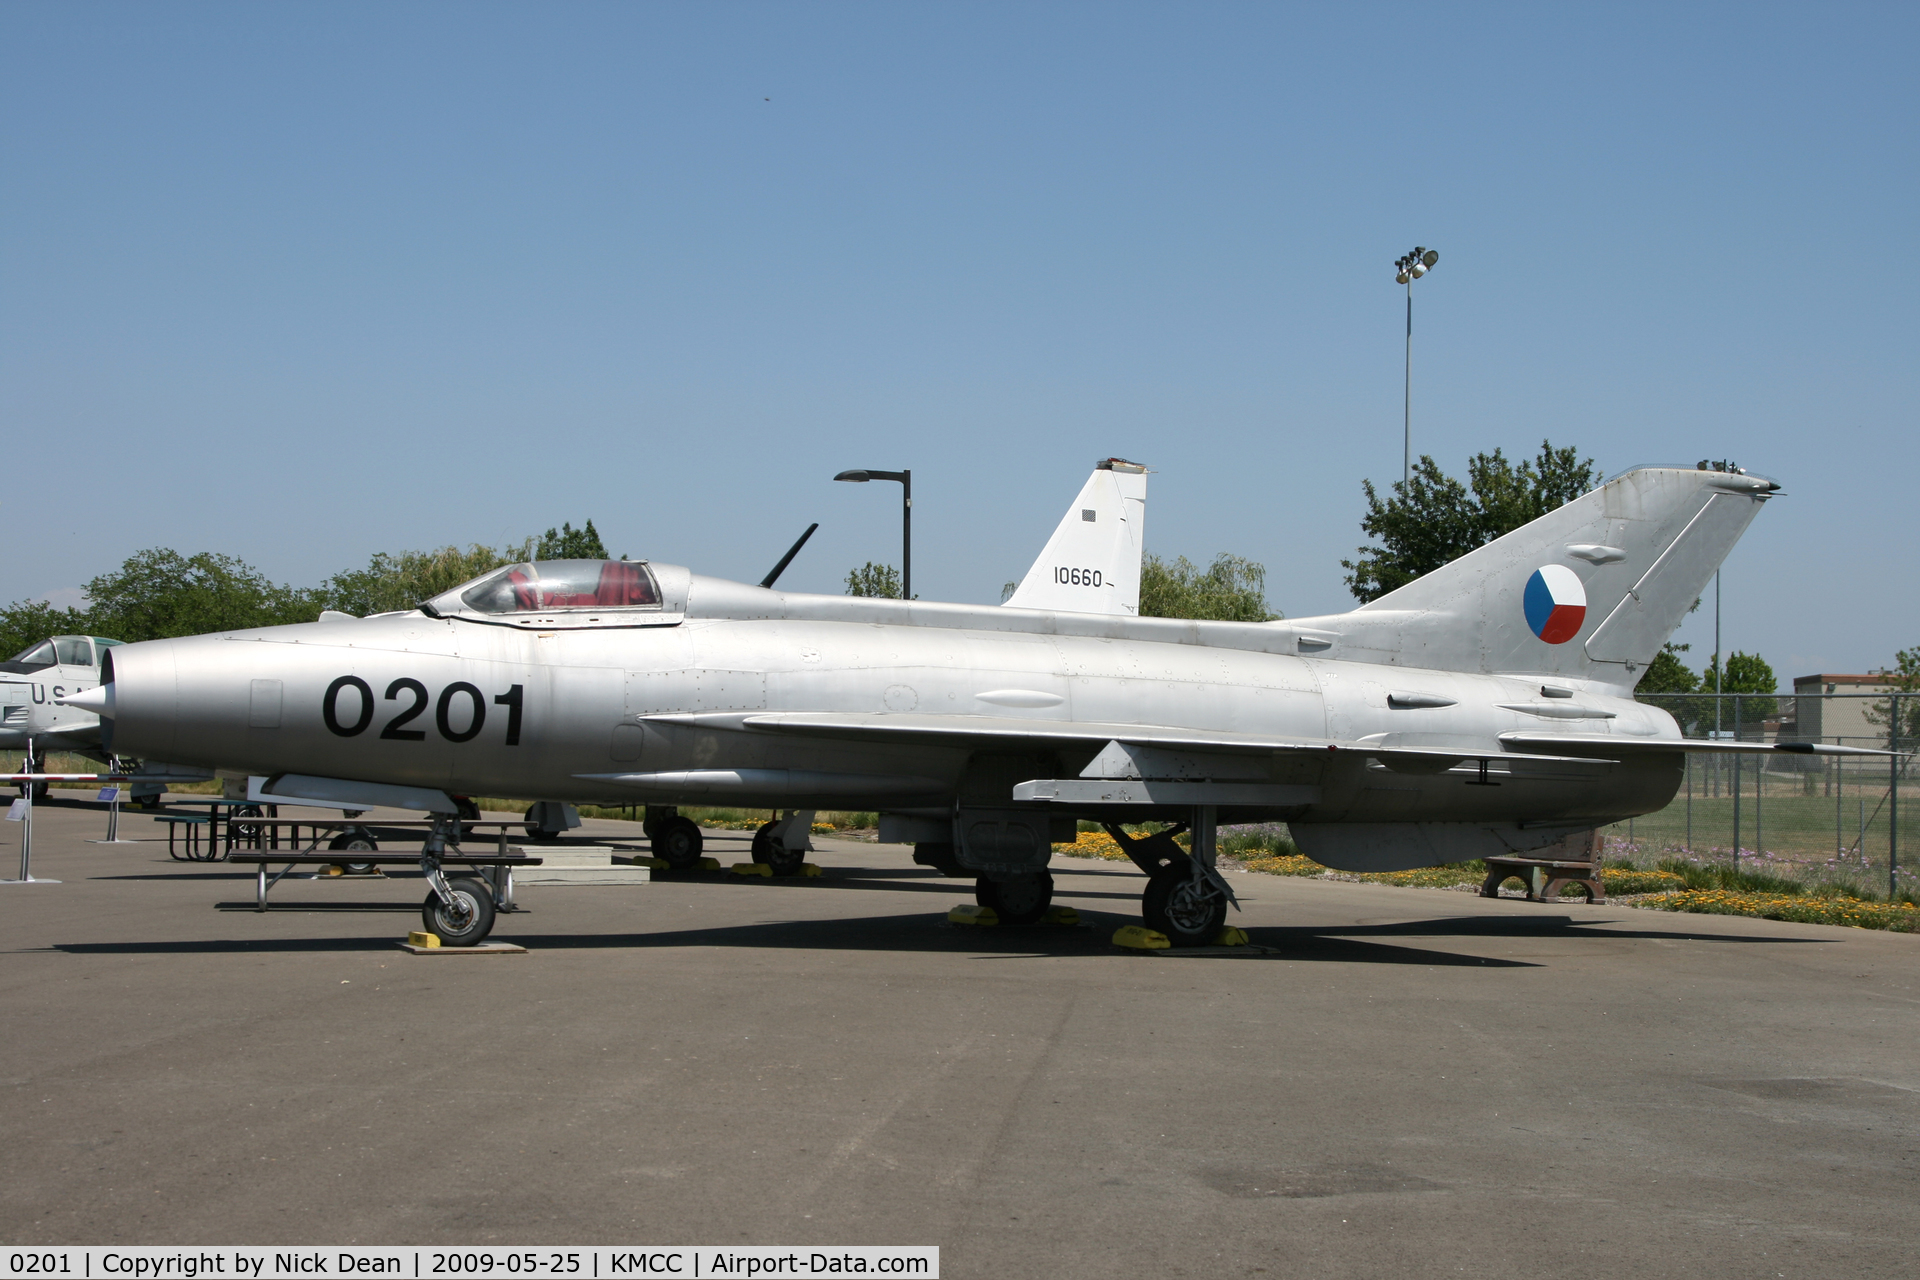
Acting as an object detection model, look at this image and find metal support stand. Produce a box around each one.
[89,785,139,845]
[4,778,56,886]
[1891,694,1901,900]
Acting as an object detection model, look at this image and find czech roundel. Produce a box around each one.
[1523,565,1587,644]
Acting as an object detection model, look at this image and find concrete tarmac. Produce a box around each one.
[2,792,1916,1278]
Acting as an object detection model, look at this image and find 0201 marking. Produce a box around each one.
[324,676,524,746]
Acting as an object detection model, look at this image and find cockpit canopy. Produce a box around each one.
[3,635,124,672]
[426,560,684,628]
[461,560,660,613]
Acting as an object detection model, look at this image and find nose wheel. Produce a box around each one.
[418,814,498,946]
[421,875,496,947]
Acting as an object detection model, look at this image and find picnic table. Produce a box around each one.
[154,799,255,861]
[220,819,538,910]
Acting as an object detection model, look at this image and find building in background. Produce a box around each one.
[1787,674,1905,745]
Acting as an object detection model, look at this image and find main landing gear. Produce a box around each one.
[975,871,1054,925]
[1103,806,1237,947]
[645,806,706,871]
[751,810,814,877]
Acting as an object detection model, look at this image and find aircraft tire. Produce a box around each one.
[1142,863,1227,947]
[228,804,266,853]
[976,872,1053,926]
[751,821,806,876]
[328,828,378,875]
[651,816,704,870]
[31,781,49,801]
[422,875,495,947]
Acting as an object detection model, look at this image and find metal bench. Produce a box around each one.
[1479,856,1606,904]
[153,814,215,862]
[226,850,546,911]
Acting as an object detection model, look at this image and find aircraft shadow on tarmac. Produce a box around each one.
[34,909,1817,966]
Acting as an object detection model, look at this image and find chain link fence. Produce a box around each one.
[1605,691,1912,896]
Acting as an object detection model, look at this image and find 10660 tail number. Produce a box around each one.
[324,677,523,746]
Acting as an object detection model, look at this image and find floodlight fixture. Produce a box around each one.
[1391,245,1440,484]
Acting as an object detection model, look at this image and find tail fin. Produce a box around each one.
[1287,466,1778,688]
[1004,459,1148,616]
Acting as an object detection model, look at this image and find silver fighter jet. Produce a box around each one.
[64,464,1878,946]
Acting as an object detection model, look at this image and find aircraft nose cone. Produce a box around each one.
[56,684,115,718]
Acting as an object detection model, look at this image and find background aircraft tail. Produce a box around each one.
[1285,465,1778,689]
[1005,459,1148,616]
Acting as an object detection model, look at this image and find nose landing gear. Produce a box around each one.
[419,812,498,946]
[422,875,496,947]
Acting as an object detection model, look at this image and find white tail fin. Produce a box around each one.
[1285,465,1779,689]
[1005,459,1149,616]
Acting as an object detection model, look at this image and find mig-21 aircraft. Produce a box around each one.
[64,462,1881,947]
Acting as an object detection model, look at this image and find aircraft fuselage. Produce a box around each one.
[101,599,1681,832]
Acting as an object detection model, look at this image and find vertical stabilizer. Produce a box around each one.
[1005,459,1148,616]
[1282,466,1779,689]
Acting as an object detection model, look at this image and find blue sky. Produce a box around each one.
[4,2,1914,680]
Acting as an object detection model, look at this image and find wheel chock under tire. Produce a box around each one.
[730,862,773,877]
[1214,926,1250,947]
[406,930,440,949]
[799,863,824,877]
[1044,905,1081,926]
[1112,925,1170,950]
[949,904,998,926]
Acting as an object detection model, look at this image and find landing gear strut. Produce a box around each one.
[419,811,496,946]
[1104,806,1237,947]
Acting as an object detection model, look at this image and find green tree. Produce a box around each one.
[83,550,318,642]
[1342,440,1599,603]
[1139,553,1278,622]
[1865,646,1920,748]
[1636,642,1703,730]
[317,541,533,617]
[845,562,903,599]
[1701,650,1778,730]
[0,599,95,661]
[534,520,608,560]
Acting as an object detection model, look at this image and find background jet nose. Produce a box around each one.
[56,684,115,717]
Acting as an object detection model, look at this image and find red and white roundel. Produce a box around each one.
[1523,564,1587,644]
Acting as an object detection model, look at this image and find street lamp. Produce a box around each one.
[833,468,911,600]
[1393,246,1439,486]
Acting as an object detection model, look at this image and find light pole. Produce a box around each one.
[833,468,911,600]
[1393,246,1439,486]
